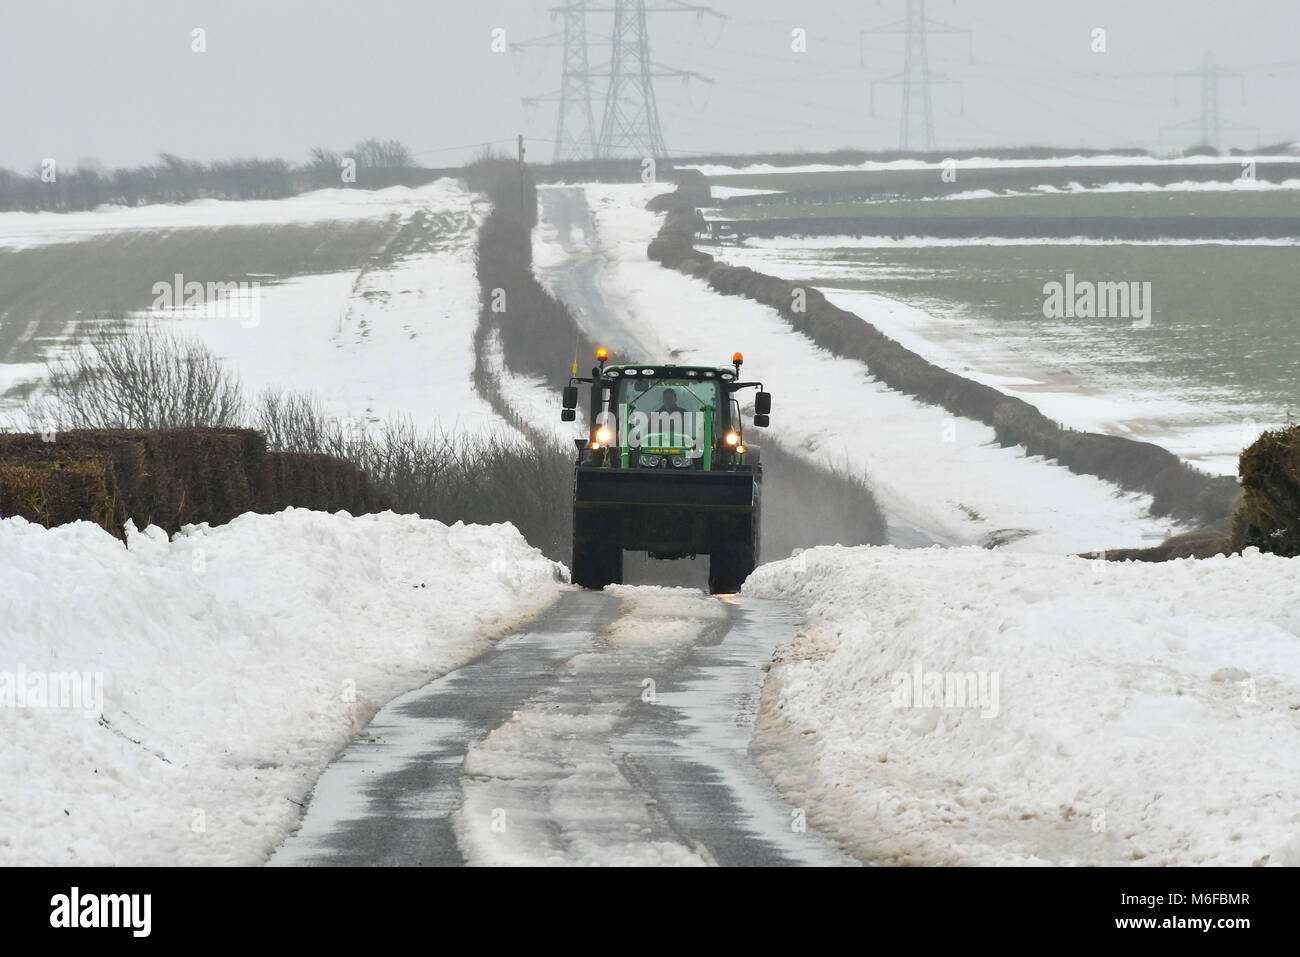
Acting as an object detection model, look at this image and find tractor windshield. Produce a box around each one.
[616,376,719,451]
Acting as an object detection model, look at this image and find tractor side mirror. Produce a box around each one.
[561,408,576,422]
[754,414,770,428]
[754,391,772,415]
[562,385,578,409]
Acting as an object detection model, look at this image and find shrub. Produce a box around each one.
[1232,425,1300,556]
[254,389,573,560]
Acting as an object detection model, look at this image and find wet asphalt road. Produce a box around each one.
[270,588,853,866]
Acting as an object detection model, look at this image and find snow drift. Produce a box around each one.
[748,545,1300,866]
[0,508,563,865]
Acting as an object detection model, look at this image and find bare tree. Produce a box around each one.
[350,138,413,168]
[253,387,571,558]
[31,319,245,431]
[307,146,342,170]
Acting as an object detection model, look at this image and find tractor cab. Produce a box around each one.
[561,349,772,593]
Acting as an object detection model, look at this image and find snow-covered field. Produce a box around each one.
[0,186,431,251]
[718,240,1287,476]
[747,545,1300,866]
[537,183,1174,552]
[0,509,563,865]
[711,242,1279,476]
[142,218,505,437]
[2,180,530,441]
[138,180,506,437]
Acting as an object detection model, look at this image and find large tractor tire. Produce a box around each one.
[571,541,623,589]
[708,537,756,595]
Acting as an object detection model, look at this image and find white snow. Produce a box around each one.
[710,244,1273,476]
[538,183,1175,553]
[709,185,784,199]
[0,509,563,865]
[7,178,525,442]
[933,188,1001,200]
[139,239,508,438]
[747,544,1300,866]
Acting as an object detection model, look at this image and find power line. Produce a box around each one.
[516,0,722,161]
[861,0,972,151]
[554,2,600,161]
[592,0,724,159]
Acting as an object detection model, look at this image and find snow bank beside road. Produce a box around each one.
[0,509,563,866]
[748,546,1300,866]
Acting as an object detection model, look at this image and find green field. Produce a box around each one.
[713,188,1300,222]
[758,241,1300,417]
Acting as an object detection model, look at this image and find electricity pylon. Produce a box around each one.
[861,0,971,151]
[593,0,722,160]
[519,0,722,162]
[552,2,600,162]
[1164,53,1246,151]
[518,3,599,162]
[1104,52,1249,152]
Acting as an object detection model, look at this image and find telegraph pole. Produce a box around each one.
[518,134,527,207]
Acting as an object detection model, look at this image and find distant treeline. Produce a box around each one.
[9,138,1292,213]
[0,139,454,213]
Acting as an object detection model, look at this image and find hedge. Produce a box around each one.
[0,428,389,538]
[1232,425,1300,556]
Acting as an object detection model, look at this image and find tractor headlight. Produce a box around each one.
[670,454,688,468]
[595,426,612,445]
[638,453,660,468]
[724,431,740,446]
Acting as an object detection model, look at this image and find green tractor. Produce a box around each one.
[561,348,772,594]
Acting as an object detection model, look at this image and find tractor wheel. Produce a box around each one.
[571,542,623,589]
[708,538,755,595]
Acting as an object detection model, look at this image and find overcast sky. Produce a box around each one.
[2,0,1297,170]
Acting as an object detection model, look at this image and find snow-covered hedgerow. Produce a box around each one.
[0,509,563,865]
[747,546,1300,866]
